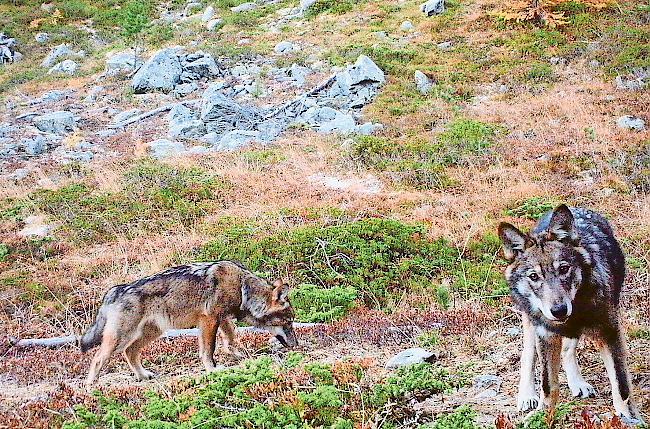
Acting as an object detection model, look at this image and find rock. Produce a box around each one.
[47,59,78,75]
[105,50,143,76]
[84,85,104,103]
[206,18,223,31]
[231,2,257,12]
[474,374,502,391]
[386,348,436,369]
[506,327,522,337]
[35,32,49,44]
[184,2,202,16]
[421,0,445,16]
[41,43,84,68]
[19,215,55,238]
[168,104,205,139]
[22,136,48,155]
[300,0,318,11]
[342,54,385,85]
[37,89,71,103]
[148,139,186,158]
[475,389,498,399]
[10,168,30,181]
[274,41,297,54]
[33,111,76,134]
[174,82,198,97]
[202,5,214,21]
[131,48,183,93]
[187,145,211,155]
[318,111,356,134]
[113,108,142,124]
[437,40,452,50]
[615,67,649,91]
[374,31,388,40]
[309,173,382,194]
[616,115,645,131]
[200,83,263,132]
[180,52,219,81]
[40,3,54,12]
[328,55,385,108]
[356,122,383,135]
[289,63,311,86]
[214,130,260,150]
[415,70,432,94]
[400,20,414,31]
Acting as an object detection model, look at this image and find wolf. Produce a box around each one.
[498,204,643,422]
[80,260,298,385]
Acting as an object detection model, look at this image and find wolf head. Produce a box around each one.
[240,275,298,347]
[498,205,592,324]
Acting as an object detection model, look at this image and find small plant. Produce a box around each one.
[418,329,441,348]
[290,283,357,322]
[0,243,9,262]
[304,0,360,18]
[120,0,152,70]
[506,197,559,220]
[421,405,480,429]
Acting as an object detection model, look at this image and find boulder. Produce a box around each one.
[113,108,142,124]
[200,83,263,133]
[22,136,48,155]
[168,104,205,139]
[421,0,445,16]
[106,50,143,76]
[202,5,215,22]
[214,130,260,150]
[148,139,186,158]
[33,111,76,134]
[131,48,183,93]
[231,2,257,12]
[385,348,436,369]
[400,20,414,31]
[300,0,318,11]
[414,70,432,94]
[47,59,78,75]
[206,18,224,31]
[41,43,84,68]
[84,85,104,103]
[616,115,645,131]
[180,52,219,81]
[174,82,199,97]
[327,55,385,108]
[274,41,297,54]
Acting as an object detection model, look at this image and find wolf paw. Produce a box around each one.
[569,380,596,398]
[517,394,540,412]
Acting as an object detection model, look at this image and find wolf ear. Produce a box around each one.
[498,222,530,261]
[272,280,290,303]
[547,204,577,243]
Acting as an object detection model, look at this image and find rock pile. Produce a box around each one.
[0,33,22,64]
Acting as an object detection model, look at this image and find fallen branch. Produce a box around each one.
[7,322,322,349]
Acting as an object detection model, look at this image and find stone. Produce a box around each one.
[200,83,263,132]
[274,41,296,54]
[506,327,522,337]
[47,59,78,75]
[38,90,71,103]
[616,115,645,131]
[19,215,55,238]
[206,18,224,31]
[168,104,205,139]
[202,5,215,22]
[148,139,186,158]
[174,82,199,97]
[421,0,445,16]
[300,0,318,11]
[356,122,383,135]
[400,20,414,31]
[289,63,311,86]
[327,55,385,108]
[113,108,142,124]
[41,44,83,68]
[184,2,202,16]
[33,111,76,134]
[474,374,502,391]
[35,32,49,44]
[10,168,30,181]
[615,68,649,91]
[318,111,356,134]
[132,48,183,93]
[181,53,219,81]
[84,85,104,103]
[415,70,432,94]
[0,33,20,64]
[215,130,260,150]
[231,2,257,12]
[374,31,388,40]
[341,54,385,85]
[386,348,435,369]
[105,50,143,76]
[22,136,48,155]
[437,41,452,50]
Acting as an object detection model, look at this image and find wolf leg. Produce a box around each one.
[517,314,539,411]
[536,332,561,411]
[124,324,161,381]
[218,319,244,359]
[599,324,643,422]
[198,317,219,371]
[561,337,596,398]
[85,331,118,386]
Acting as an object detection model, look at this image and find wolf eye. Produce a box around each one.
[558,265,570,275]
[528,273,540,282]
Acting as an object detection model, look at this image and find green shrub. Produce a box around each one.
[304,0,359,18]
[506,197,559,220]
[289,283,357,322]
[0,244,9,262]
[420,405,480,429]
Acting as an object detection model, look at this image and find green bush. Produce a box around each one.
[506,197,558,220]
[0,244,9,262]
[304,0,359,18]
[289,283,357,322]
[420,405,480,429]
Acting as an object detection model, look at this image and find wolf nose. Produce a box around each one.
[551,303,568,319]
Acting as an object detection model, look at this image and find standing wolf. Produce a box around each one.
[498,205,643,422]
[80,261,298,385]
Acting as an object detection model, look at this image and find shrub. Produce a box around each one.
[290,283,357,322]
[421,405,480,429]
[506,197,559,220]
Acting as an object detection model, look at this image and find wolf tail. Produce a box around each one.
[80,305,107,352]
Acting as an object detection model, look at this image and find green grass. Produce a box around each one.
[505,197,559,220]
[304,0,360,18]
[290,283,358,322]
[420,405,480,429]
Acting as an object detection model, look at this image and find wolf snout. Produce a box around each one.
[550,303,569,320]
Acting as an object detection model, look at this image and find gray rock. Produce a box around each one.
[318,111,357,134]
[148,139,186,158]
[41,44,84,68]
[385,348,435,369]
[300,0,318,11]
[616,115,645,131]
[415,70,432,94]
[400,20,414,31]
[181,53,219,81]
[47,59,78,75]
[35,32,49,44]
[475,389,498,399]
[356,122,383,135]
[202,5,215,21]
[506,327,522,337]
[38,89,71,103]
[187,145,211,155]
[341,54,385,85]
[22,136,48,155]
[437,41,452,50]
[421,0,445,16]
[84,85,104,103]
[106,50,143,76]
[174,82,198,97]
[168,103,205,139]
[327,55,385,108]
[289,63,311,86]
[184,2,202,16]
[274,41,296,54]
[33,111,76,134]
[206,18,224,31]
[615,68,649,91]
[113,108,142,124]
[132,48,183,93]
[231,2,257,12]
[214,129,260,150]
[200,83,263,132]
[374,31,388,40]
[10,168,30,181]
[474,374,502,391]
[19,215,56,238]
